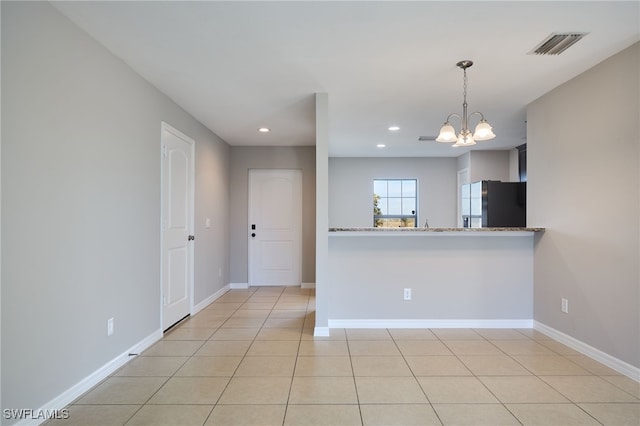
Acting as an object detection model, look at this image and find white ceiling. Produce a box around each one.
[52,1,639,157]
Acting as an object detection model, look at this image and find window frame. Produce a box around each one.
[373,178,418,228]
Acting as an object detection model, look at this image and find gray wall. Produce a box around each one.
[469,150,511,182]
[229,146,316,284]
[508,149,520,182]
[329,235,533,321]
[314,94,330,331]
[329,157,458,228]
[457,152,471,173]
[528,43,639,368]
[457,150,513,183]
[1,1,230,417]
[194,133,231,303]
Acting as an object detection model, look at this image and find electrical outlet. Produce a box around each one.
[107,318,114,336]
[561,298,569,314]
[403,288,412,301]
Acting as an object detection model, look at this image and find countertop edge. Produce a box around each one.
[328,227,545,236]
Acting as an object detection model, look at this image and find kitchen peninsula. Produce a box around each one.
[326,227,544,329]
[330,227,544,235]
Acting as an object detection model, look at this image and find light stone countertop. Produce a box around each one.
[328,227,545,236]
[330,227,544,232]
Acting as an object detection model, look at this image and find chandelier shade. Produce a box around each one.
[473,119,495,141]
[436,60,495,147]
[435,122,457,143]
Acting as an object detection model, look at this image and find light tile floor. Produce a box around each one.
[48,287,639,425]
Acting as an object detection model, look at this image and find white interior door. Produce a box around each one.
[161,122,194,330]
[249,169,302,286]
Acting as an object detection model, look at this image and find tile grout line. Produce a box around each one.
[437,329,528,425]
[389,329,445,426]
[345,328,366,426]
[490,334,631,420]
[280,287,305,426]
[199,287,258,425]
[439,330,621,425]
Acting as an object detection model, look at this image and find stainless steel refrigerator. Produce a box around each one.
[461,181,526,228]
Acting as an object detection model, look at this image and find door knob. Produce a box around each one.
[251,233,256,238]
[188,235,195,241]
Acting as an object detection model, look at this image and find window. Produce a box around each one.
[373,179,417,227]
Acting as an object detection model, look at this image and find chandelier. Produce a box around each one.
[436,60,495,147]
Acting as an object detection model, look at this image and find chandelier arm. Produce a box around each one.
[468,111,486,124]
[445,113,462,124]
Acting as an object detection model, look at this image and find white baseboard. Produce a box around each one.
[17,329,162,426]
[314,326,330,337]
[193,284,230,314]
[328,319,533,329]
[235,283,305,288]
[534,321,640,382]
[230,282,249,289]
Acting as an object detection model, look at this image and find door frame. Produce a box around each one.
[160,121,195,330]
[248,168,302,287]
[457,168,469,228]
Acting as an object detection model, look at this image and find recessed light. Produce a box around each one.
[258,127,270,133]
[377,144,386,148]
[388,126,400,131]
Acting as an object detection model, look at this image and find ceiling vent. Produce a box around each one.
[528,32,588,55]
